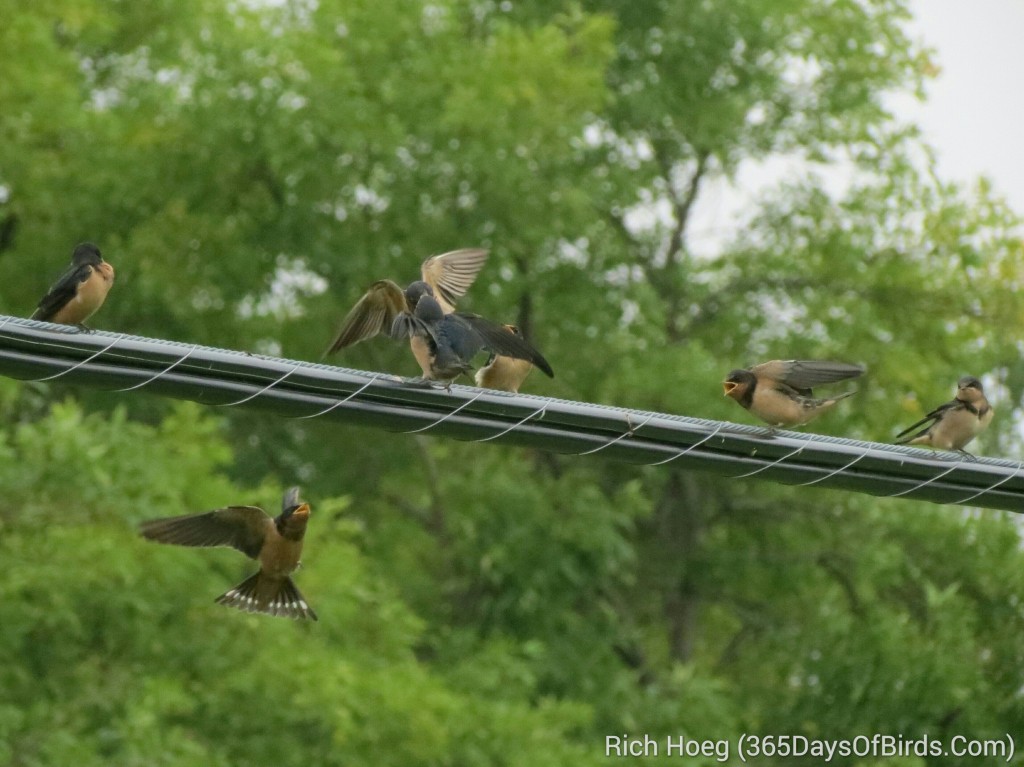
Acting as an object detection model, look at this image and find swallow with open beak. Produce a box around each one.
[391,294,553,387]
[139,487,317,620]
[31,242,115,330]
[895,376,993,457]
[474,325,535,393]
[723,359,864,428]
[325,248,489,357]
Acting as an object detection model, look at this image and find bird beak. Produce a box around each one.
[722,381,737,396]
[292,502,311,519]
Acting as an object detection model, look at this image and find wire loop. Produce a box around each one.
[25,333,126,382]
[644,422,726,467]
[882,457,963,498]
[289,372,385,420]
[472,405,548,443]
[112,344,199,392]
[213,364,300,407]
[576,413,655,456]
[729,436,814,479]
[400,389,485,434]
[948,461,1024,506]
[793,445,872,487]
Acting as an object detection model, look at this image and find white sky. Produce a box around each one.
[901,0,1024,214]
[685,0,1024,255]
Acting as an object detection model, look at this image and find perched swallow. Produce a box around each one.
[325,248,489,356]
[139,487,317,620]
[474,325,535,393]
[392,294,553,386]
[31,242,115,330]
[723,359,864,428]
[895,375,993,457]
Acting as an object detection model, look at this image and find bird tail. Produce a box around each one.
[895,413,937,444]
[215,572,318,621]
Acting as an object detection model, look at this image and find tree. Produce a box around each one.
[1,0,1023,763]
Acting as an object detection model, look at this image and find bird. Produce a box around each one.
[391,293,553,387]
[324,248,489,357]
[895,375,993,458]
[31,242,115,330]
[139,487,317,620]
[723,359,864,428]
[474,325,535,393]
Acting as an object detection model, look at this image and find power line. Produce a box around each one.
[0,315,1021,513]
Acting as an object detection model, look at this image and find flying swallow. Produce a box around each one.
[139,487,317,620]
[31,242,115,330]
[474,325,535,393]
[895,375,993,457]
[325,248,489,356]
[391,294,553,387]
[723,359,863,428]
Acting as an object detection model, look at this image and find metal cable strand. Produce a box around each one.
[112,343,200,392]
[0,316,1022,511]
[575,413,655,456]
[728,436,815,479]
[288,372,385,420]
[882,458,965,498]
[644,422,726,467]
[212,363,301,407]
[399,388,485,434]
[25,333,126,382]
[949,460,1024,506]
[793,446,872,487]
[472,404,548,443]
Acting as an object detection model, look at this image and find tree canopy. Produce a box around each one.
[2,0,1024,763]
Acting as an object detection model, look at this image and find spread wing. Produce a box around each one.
[750,360,864,393]
[453,314,554,378]
[326,280,408,354]
[420,249,489,313]
[895,399,959,443]
[31,263,93,321]
[139,506,272,559]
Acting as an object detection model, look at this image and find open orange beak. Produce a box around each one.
[292,502,311,519]
[722,381,737,396]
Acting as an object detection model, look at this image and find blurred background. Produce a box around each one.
[1,0,1023,764]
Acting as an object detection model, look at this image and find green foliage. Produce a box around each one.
[2,0,1024,763]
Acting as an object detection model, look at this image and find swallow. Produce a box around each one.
[139,487,317,620]
[723,359,864,428]
[392,294,553,387]
[31,242,115,330]
[474,325,535,392]
[325,248,489,356]
[895,375,993,458]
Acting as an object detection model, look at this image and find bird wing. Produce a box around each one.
[31,263,94,321]
[453,314,554,378]
[326,280,408,354]
[420,249,489,313]
[139,506,273,559]
[390,311,435,343]
[895,399,959,442]
[750,360,864,391]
